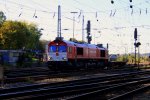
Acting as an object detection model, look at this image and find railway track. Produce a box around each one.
[67,77,150,100]
[3,68,50,83]
[4,67,50,78]
[0,71,150,100]
[4,64,150,79]
[3,66,150,84]
[109,84,150,100]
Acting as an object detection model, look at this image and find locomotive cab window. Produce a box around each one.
[100,50,105,57]
[77,47,83,55]
[58,45,67,52]
[49,45,57,52]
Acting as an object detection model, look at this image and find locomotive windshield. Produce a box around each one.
[58,45,67,52]
[49,45,57,52]
[49,45,66,52]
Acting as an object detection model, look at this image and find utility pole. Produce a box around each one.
[57,5,62,38]
[71,12,78,40]
[137,35,141,68]
[87,20,92,44]
[134,28,141,69]
[82,15,84,42]
[134,28,137,67]
[149,54,150,65]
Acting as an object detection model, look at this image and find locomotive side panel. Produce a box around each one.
[84,47,89,58]
[88,48,97,58]
[87,44,98,59]
[67,45,76,59]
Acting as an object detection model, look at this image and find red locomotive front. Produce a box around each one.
[48,39,68,62]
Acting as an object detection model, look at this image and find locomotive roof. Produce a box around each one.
[62,40,107,50]
[63,40,77,45]
[49,39,107,50]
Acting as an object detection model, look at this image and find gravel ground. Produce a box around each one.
[35,72,111,84]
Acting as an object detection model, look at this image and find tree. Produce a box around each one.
[0,20,42,50]
[25,23,42,49]
[69,38,86,43]
[0,11,6,26]
[38,40,49,52]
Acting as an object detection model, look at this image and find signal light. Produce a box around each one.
[111,0,114,4]
[134,42,141,47]
[136,42,141,47]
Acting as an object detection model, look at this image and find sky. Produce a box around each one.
[0,0,150,54]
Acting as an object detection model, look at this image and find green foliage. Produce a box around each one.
[69,38,77,42]
[0,20,42,50]
[116,55,128,62]
[69,38,86,43]
[126,54,134,63]
[0,11,6,26]
[38,40,49,52]
[116,54,150,64]
[116,54,136,63]
[140,56,149,62]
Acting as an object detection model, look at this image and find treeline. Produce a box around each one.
[0,11,47,51]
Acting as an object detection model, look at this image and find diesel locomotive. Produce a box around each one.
[47,37,108,70]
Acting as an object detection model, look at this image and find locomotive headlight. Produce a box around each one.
[49,57,53,60]
[48,56,50,60]
[62,57,67,60]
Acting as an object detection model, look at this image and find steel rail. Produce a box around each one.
[109,85,150,100]
[1,70,149,93]
[0,72,150,99]
[66,78,150,100]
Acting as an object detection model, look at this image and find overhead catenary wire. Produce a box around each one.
[1,0,150,17]
[1,0,150,50]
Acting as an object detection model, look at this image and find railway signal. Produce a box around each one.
[134,28,137,40]
[87,20,92,44]
[87,20,91,34]
[134,28,141,68]
[149,55,150,65]
[134,28,137,66]
[134,42,141,47]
